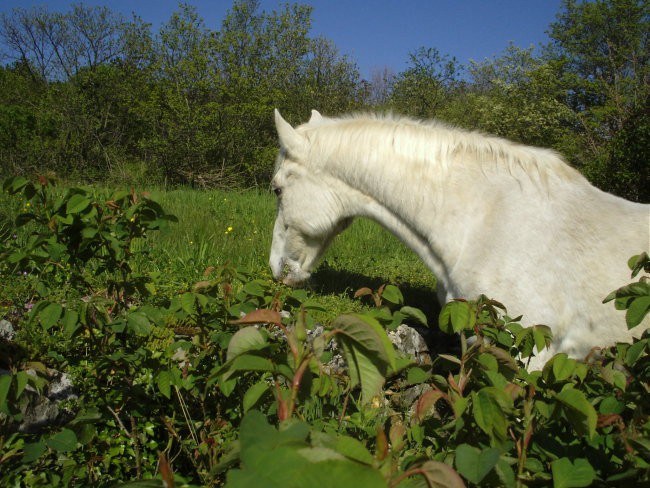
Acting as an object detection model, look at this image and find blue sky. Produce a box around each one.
[0,0,565,79]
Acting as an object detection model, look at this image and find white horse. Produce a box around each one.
[269,109,650,369]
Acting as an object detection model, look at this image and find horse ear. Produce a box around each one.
[309,109,323,123]
[275,109,307,160]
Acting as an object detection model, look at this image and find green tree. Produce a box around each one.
[213,0,360,186]
[454,45,579,152]
[389,47,460,118]
[548,0,649,200]
[137,3,222,186]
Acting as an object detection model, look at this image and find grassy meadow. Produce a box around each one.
[142,187,438,313]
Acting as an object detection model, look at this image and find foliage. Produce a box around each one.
[546,0,650,201]
[0,0,647,201]
[2,178,649,486]
[388,47,461,119]
[603,252,650,330]
[0,1,363,188]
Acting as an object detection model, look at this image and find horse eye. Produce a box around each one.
[273,187,282,197]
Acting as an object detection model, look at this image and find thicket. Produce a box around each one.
[0,176,649,487]
[0,0,648,201]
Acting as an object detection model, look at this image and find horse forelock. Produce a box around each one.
[297,113,584,189]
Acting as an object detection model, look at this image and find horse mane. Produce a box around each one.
[300,112,585,188]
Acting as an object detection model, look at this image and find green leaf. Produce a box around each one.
[243,379,271,413]
[555,387,597,439]
[81,226,98,239]
[65,194,91,214]
[230,411,386,488]
[455,444,500,484]
[227,326,268,361]
[111,481,167,488]
[22,441,47,463]
[381,284,403,306]
[400,306,428,326]
[532,324,553,352]
[333,435,375,465]
[227,354,275,376]
[625,339,647,366]
[15,371,29,399]
[551,458,596,488]
[495,457,517,488]
[46,428,78,452]
[599,363,627,391]
[62,309,81,339]
[407,366,431,385]
[331,314,396,370]
[39,302,63,331]
[156,370,173,399]
[626,296,650,329]
[439,301,474,334]
[472,388,509,442]
[219,374,238,397]
[0,374,11,410]
[242,280,267,298]
[338,338,385,404]
[7,175,28,192]
[552,354,577,382]
[180,292,197,315]
[126,311,152,336]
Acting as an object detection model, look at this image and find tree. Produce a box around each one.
[548,0,649,199]
[453,45,579,151]
[389,47,460,118]
[0,6,62,81]
[365,66,396,107]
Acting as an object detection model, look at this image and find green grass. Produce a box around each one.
[145,187,437,309]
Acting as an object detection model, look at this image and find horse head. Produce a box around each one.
[269,109,352,286]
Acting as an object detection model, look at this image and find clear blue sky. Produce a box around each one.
[0,0,565,79]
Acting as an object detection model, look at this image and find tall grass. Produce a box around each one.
[148,188,276,273]
[145,187,438,311]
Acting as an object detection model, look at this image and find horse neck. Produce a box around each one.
[311,122,586,299]
[314,133,474,292]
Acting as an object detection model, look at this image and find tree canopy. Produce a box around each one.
[0,0,647,201]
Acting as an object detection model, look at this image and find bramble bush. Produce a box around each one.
[0,176,648,487]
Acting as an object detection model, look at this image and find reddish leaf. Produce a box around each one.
[389,420,406,451]
[159,452,175,488]
[354,287,374,298]
[418,460,466,488]
[375,426,388,461]
[415,389,445,423]
[193,280,212,291]
[230,309,282,326]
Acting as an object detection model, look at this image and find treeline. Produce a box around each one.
[0,0,648,201]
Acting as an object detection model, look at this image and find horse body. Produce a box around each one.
[270,109,650,369]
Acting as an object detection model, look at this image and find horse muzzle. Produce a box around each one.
[271,257,311,287]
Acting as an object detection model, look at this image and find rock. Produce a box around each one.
[306,322,433,374]
[307,324,346,375]
[0,319,15,341]
[388,324,432,366]
[0,360,78,434]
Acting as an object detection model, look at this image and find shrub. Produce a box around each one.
[1,177,648,487]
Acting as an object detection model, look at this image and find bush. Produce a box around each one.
[1,177,648,487]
